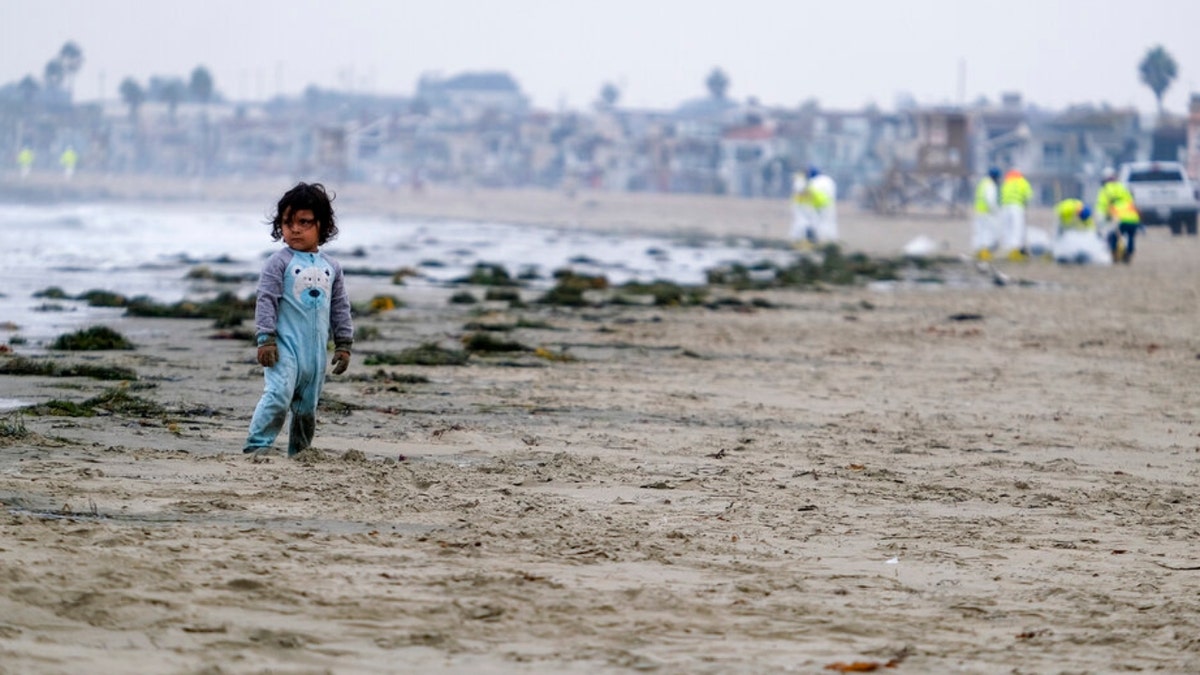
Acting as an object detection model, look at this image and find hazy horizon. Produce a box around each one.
[4,0,1199,115]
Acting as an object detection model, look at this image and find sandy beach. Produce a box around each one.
[3,177,1200,674]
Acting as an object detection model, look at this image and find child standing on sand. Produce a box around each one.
[244,182,354,458]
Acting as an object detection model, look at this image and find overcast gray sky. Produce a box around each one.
[4,0,1198,114]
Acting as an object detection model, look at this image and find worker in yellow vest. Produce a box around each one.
[789,166,837,247]
[1055,198,1093,234]
[1051,198,1110,265]
[1094,171,1141,263]
[971,167,1002,259]
[789,172,816,247]
[808,166,837,242]
[59,146,78,179]
[17,147,33,178]
[999,169,1033,260]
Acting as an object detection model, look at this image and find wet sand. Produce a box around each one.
[2,178,1200,673]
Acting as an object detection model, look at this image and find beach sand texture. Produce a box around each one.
[2,179,1200,674]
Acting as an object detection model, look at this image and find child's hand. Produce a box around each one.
[331,350,350,375]
[257,343,278,368]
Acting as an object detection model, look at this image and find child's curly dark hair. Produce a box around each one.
[267,182,339,244]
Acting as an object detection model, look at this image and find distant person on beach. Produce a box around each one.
[999,169,1033,260]
[971,167,1002,260]
[59,146,78,179]
[244,182,354,459]
[789,166,837,247]
[1054,198,1094,235]
[1094,170,1141,264]
[17,147,33,178]
[1051,198,1110,265]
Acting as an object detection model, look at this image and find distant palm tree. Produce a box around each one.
[599,82,620,109]
[188,66,217,175]
[17,75,39,104]
[706,68,729,100]
[161,80,185,122]
[119,77,145,120]
[1139,45,1178,118]
[58,41,83,99]
[188,66,214,104]
[43,59,64,91]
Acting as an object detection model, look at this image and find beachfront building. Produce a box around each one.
[971,95,1142,206]
[1,61,1170,213]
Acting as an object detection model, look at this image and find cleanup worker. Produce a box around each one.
[1094,170,1141,263]
[59,146,78,179]
[971,167,1002,259]
[17,147,33,178]
[789,171,817,247]
[1052,198,1109,265]
[999,168,1033,260]
[807,166,838,243]
[1055,198,1094,234]
[788,166,837,247]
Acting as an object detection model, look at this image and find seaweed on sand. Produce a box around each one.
[705,244,941,290]
[33,287,71,299]
[0,414,29,439]
[484,288,524,306]
[363,343,470,366]
[613,280,708,307]
[50,326,135,351]
[454,262,521,287]
[0,355,137,381]
[28,386,165,418]
[461,332,530,354]
[537,271,609,307]
[125,291,255,326]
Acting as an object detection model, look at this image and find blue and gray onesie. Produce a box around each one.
[244,247,353,455]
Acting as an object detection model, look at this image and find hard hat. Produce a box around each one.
[1079,205,1092,221]
[807,165,820,179]
[1102,167,1116,181]
[988,167,1001,181]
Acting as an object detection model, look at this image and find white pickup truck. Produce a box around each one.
[1117,161,1199,236]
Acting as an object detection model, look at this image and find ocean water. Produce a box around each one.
[1,202,790,346]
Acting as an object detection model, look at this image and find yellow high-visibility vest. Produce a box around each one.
[1055,198,1093,230]
[1095,181,1140,224]
[1000,172,1032,206]
[975,177,998,214]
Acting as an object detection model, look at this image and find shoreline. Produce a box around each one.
[0,169,1052,256]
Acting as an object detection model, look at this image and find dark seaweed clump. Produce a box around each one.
[537,271,609,307]
[363,342,470,366]
[354,325,382,341]
[0,415,29,439]
[483,288,524,306]
[125,291,255,326]
[454,263,521,287]
[50,326,135,351]
[706,245,951,290]
[29,386,164,418]
[185,266,258,283]
[461,332,530,353]
[614,280,708,307]
[344,369,430,384]
[33,287,71,300]
[0,356,137,381]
